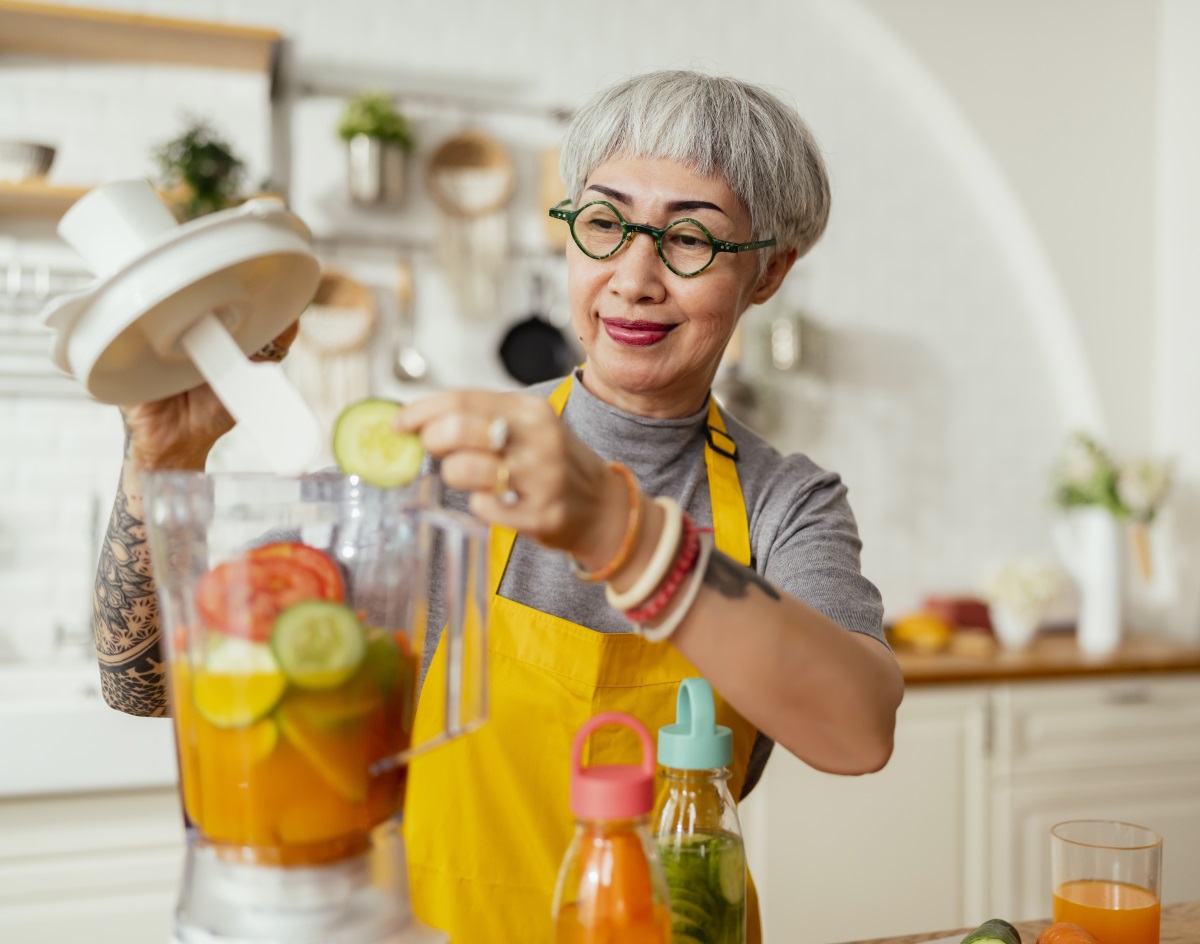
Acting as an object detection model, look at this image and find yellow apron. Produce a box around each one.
[406,375,764,943]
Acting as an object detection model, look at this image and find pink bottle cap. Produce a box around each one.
[569,711,655,821]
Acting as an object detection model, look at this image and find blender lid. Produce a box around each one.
[40,187,321,405]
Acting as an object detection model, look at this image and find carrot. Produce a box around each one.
[1036,922,1101,944]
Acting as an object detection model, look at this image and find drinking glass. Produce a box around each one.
[1051,819,1162,944]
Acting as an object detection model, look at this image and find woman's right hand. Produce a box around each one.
[121,323,300,471]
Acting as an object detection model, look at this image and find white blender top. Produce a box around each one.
[39,179,325,475]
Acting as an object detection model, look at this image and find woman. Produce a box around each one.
[96,70,901,942]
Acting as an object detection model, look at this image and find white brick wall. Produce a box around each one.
[1,0,1103,655]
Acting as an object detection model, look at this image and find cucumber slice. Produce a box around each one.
[961,918,1022,944]
[271,601,367,690]
[333,399,425,488]
[715,839,746,904]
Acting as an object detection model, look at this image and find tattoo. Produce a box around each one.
[93,468,167,717]
[703,550,781,602]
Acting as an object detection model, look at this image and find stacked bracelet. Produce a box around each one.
[605,498,684,612]
[624,515,700,623]
[635,533,714,643]
[571,462,642,583]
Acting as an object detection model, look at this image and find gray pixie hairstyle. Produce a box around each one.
[559,70,831,260]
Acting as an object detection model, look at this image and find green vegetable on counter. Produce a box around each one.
[960,917,1022,944]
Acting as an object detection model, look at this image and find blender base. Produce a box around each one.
[170,832,447,944]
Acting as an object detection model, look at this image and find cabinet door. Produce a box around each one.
[996,768,1200,923]
[0,788,185,944]
[740,687,991,943]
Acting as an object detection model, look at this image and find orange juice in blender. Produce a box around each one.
[144,471,489,943]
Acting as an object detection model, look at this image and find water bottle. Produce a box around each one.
[553,712,672,943]
[653,678,747,944]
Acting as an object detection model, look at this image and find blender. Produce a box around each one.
[41,181,489,942]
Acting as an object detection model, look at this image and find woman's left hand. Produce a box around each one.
[394,391,628,562]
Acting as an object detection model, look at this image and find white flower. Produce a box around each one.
[1060,435,1107,488]
[1117,460,1171,520]
[984,560,1066,624]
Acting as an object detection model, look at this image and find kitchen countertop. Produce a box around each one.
[896,632,1200,686]
[845,898,1200,943]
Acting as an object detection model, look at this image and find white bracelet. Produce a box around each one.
[636,532,713,643]
[605,497,683,612]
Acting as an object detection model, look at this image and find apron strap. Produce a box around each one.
[704,399,752,567]
[490,374,752,593]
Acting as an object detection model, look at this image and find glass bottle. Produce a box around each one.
[653,678,747,944]
[553,711,673,944]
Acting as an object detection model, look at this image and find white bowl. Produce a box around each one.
[0,140,56,182]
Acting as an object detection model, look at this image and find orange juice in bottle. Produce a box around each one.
[552,712,672,944]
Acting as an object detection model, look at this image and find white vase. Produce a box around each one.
[1051,507,1123,656]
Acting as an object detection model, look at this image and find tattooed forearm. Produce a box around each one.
[93,463,167,717]
[702,550,781,602]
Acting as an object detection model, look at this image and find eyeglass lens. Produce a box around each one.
[573,203,714,275]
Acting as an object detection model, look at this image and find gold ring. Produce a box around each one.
[252,340,289,362]
[494,460,518,506]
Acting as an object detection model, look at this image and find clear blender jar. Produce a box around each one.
[142,470,488,943]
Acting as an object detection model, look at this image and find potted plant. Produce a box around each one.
[154,118,247,221]
[337,92,415,206]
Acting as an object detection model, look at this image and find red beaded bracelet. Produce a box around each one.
[624,513,701,624]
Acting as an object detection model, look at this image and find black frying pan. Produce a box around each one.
[499,274,575,385]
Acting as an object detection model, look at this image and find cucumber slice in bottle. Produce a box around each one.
[716,839,746,904]
[333,398,425,488]
[271,600,367,690]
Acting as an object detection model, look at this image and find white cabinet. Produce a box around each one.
[991,676,1200,922]
[0,787,185,944]
[742,673,1200,943]
[740,687,992,944]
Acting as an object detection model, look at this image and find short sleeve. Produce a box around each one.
[753,456,886,644]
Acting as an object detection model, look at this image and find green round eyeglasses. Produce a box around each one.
[548,199,776,278]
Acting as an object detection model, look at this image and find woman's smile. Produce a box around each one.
[600,318,679,347]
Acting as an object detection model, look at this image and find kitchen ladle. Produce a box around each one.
[391,258,428,382]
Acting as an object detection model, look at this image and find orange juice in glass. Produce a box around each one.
[1051,820,1162,944]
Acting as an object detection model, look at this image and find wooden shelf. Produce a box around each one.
[0,1,281,76]
[0,180,90,219]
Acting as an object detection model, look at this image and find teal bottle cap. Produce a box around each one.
[657,677,733,771]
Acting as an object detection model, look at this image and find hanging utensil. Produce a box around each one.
[426,129,515,320]
[391,257,428,382]
[499,272,575,385]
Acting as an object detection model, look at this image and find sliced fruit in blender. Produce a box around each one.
[248,541,345,602]
[196,555,329,642]
[333,398,425,488]
[288,670,384,730]
[271,600,367,690]
[276,701,369,803]
[192,636,288,728]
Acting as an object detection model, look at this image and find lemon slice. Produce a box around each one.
[192,634,287,729]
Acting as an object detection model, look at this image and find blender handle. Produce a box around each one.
[370,506,489,774]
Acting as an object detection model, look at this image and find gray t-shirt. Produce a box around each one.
[428,370,885,799]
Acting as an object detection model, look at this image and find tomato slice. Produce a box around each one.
[248,542,345,602]
[196,556,328,642]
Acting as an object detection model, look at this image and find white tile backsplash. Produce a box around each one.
[1,0,1116,654]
